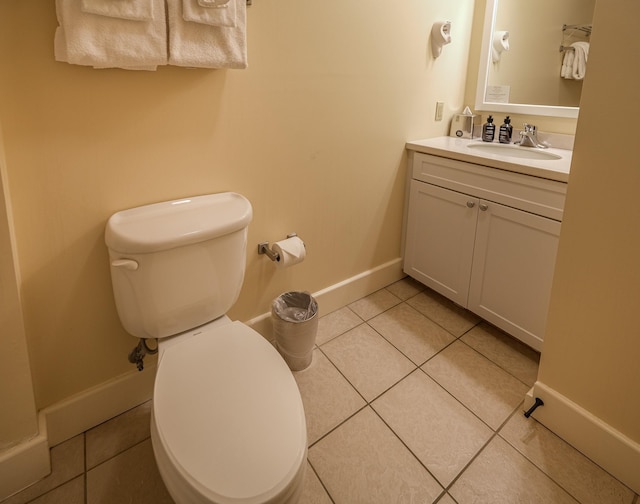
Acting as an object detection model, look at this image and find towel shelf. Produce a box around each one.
[562,24,592,35]
[560,23,591,52]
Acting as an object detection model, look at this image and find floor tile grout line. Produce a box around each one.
[309,399,457,504]
[363,308,459,369]
[415,365,512,434]
[404,291,482,339]
[313,344,371,406]
[494,412,581,502]
[434,492,458,504]
[319,290,482,372]
[431,490,449,504]
[314,302,530,476]
[443,427,502,494]
[306,403,369,450]
[317,300,470,397]
[309,344,423,443]
[497,406,638,504]
[368,403,446,495]
[349,303,402,324]
[315,333,420,405]
[455,337,537,389]
[309,335,429,451]
[306,345,513,500]
[20,477,85,504]
[346,286,403,323]
[306,344,375,449]
[306,458,337,504]
[86,436,152,475]
[445,403,583,504]
[314,306,366,347]
[441,404,525,495]
[411,328,537,396]
[6,437,89,504]
[457,326,540,385]
[478,433,582,504]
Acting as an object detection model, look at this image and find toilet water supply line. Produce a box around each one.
[128,339,158,371]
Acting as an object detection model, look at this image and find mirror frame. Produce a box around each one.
[475,0,580,119]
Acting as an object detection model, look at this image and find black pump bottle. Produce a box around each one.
[482,116,495,142]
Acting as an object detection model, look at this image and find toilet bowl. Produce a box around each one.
[151,319,307,504]
[104,193,308,504]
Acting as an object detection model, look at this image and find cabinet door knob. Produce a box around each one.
[466,201,475,208]
[479,203,489,211]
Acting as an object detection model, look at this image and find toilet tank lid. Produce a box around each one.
[105,192,252,254]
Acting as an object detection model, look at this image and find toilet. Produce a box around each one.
[105,192,307,504]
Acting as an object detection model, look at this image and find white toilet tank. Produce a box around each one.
[105,192,253,340]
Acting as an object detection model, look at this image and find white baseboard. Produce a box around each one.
[42,363,156,447]
[247,257,405,341]
[2,258,404,497]
[525,382,640,494]
[0,414,50,500]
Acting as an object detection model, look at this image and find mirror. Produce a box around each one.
[475,0,595,119]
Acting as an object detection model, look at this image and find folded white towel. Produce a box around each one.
[55,0,167,70]
[561,48,575,79]
[183,0,237,28]
[81,0,154,21]
[168,0,247,69]
[571,41,589,80]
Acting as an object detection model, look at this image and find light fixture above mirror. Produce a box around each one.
[475,0,594,119]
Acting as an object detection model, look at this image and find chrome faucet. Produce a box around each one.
[516,123,548,149]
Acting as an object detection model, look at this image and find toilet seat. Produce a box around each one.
[151,321,307,504]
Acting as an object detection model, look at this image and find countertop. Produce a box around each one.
[406,136,572,183]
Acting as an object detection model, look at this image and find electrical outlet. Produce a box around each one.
[435,102,444,121]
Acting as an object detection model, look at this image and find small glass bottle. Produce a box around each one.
[482,115,495,142]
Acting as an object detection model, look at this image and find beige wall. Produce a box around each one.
[0,0,475,413]
[539,0,640,441]
[0,124,39,449]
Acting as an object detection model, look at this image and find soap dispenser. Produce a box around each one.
[482,115,495,142]
[499,116,513,144]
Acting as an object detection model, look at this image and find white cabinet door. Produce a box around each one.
[403,180,478,306]
[467,200,561,351]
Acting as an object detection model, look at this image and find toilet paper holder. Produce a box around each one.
[258,233,298,262]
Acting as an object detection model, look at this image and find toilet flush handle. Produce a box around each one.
[111,259,139,271]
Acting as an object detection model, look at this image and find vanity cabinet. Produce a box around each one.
[404,152,567,351]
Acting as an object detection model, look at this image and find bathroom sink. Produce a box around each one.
[467,143,562,160]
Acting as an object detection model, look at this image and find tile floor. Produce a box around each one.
[4,278,638,504]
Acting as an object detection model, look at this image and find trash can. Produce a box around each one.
[272,291,318,371]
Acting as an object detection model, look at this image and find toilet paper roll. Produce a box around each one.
[431,20,452,58]
[432,21,452,44]
[272,236,306,269]
[492,31,510,62]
